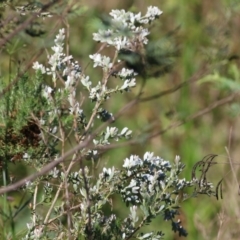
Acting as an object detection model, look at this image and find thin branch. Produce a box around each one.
[140,65,209,102]
[0,135,91,194]
[33,185,38,226]
[96,92,239,152]
[44,158,76,225]
[0,90,238,195]
[80,156,93,239]
[148,92,238,139]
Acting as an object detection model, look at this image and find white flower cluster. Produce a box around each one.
[115,68,137,91]
[24,222,43,239]
[33,29,75,83]
[121,152,175,204]
[89,7,162,93]
[123,152,171,173]
[144,6,163,22]
[93,126,132,145]
[93,6,162,51]
[119,78,136,91]
[89,53,113,70]
[118,68,137,79]
[33,29,84,116]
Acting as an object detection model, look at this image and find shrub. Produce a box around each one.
[0,3,221,240]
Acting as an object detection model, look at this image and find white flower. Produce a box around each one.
[32,62,46,74]
[175,155,181,164]
[89,53,101,67]
[103,167,113,176]
[123,155,143,169]
[145,6,163,21]
[120,127,132,137]
[68,90,76,107]
[143,152,154,161]
[42,86,53,99]
[114,36,129,50]
[136,28,149,44]
[51,45,63,54]
[120,78,136,91]
[50,126,58,134]
[93,29,114,43]
[54,28,65,45]
[109,9,128,21]
[89,53,113,69]
[25,180,33,188]
[118,68,137,79]
[65,74,75,88]
[130,205,139,222]
[26,222,33,230]
[105,126,118,139]
[49,167,59,178]
[92,7,161,52]
[101,167,115,180]
[23,153,30,159]
[39,119,45,125]
[132,12,141,23]
[81,75,92,90]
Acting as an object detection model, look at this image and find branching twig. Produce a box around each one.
[140,65,209,102]
[95,92,239,152]
[148,92,238,139]
[44,158,76,225]
[0,136,89,194]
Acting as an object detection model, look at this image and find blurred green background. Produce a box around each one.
[1,0,240,239]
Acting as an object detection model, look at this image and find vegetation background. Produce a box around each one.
[1,0,240,239]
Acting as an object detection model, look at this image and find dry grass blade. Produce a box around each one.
[192,154,218,180]
[216,178,224,200]
[192,154,219,197]
[199,154,218,188]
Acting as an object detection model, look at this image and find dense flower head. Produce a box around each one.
[120,153,192,206]
[89,53,113,69]
[145,6,163,22]
[117,68,137,79]
[33,29,81,88]
[32,28,86,119]
[93,6,162,51]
